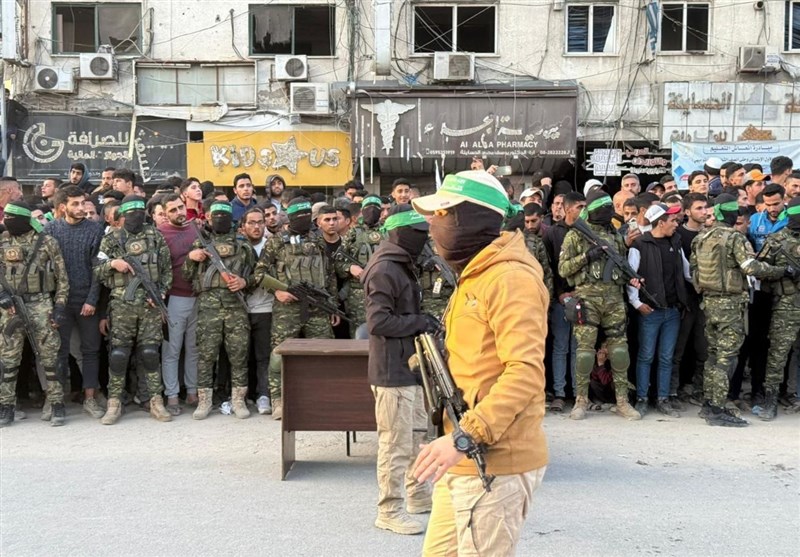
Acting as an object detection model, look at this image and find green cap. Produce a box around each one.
[412,171,512,218]
[286,201,312,215]
[361,195,382,208]
[119,200,146,214]
[210,202,233,214]
[382,210,428,232]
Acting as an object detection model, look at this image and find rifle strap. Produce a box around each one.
[17,232,47,296]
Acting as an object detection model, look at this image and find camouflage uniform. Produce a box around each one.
[418,239,456,320]
[524,231,554,299]
[182,230,256,389]
[334,223,385,335]
[0,230,69,406]
[690,223,785,408]
[95,225,172,400]
[558,223,631,399]
[255,229,337,402]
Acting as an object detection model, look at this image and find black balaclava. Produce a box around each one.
[361,196,383,227]
[3,201,36,236]
[120,195,146,235]
[209,201,233,234]
[712,194,739,227]
[287,198,312,235]
[786,196,800,231]
[384,204,430,258]
[388,228,428,258]
[585,190,615,227]
[430,202,502,273]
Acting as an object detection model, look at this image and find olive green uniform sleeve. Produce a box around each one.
[558,230,588,283]
[526,234,553,299]
[733,232,785,280]
[44,235,70,307]
[155,232,173,298]
[94,231,121,287]
[239,240,258,291]
[334,228,357,278]
[181,239,203,283]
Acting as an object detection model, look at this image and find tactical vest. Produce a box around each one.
[692,226,744,294]
[111,228,161,288]
[276,232,327,288]
[0,233,57,294]
[571,228,625,287]
[197,237,249,292]
[352,227,384,266]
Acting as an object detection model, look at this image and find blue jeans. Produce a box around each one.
[636,307,680,399]
[550,304,577,398]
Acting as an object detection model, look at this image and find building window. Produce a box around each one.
[785,1,800,50]
[566,5,616,54]
[249,5,335,56]
[413,5,496,54]
[660,3,709,52]
[53,3,142,54]
[136,62,256,106]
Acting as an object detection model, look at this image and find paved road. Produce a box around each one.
[1,402,798,556]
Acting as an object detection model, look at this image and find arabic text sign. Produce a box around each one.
[587,146,670,177]
[187,131,353,187]
[354,95,577,160]
[14,114,186,183]
[671,140,800,188]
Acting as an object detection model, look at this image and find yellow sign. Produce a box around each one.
[187,131,352,187]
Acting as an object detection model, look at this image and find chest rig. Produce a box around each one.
[113,229,160,289]
[0,232,55,295]
[276,232,327,288]
[198,235,248,291]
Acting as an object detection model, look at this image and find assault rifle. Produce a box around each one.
[570,219,660,308]
[192,223,249,312]
[117,235,174,327]
[333,247,363,269]
[420,243,457,289]
[0,267,46,383]
[408,333,495,492]
[262,274,351,323]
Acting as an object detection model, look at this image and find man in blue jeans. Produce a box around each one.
[627,203,690,417]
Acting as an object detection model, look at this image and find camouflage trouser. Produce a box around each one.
[421,294,451,322]
[573,288,629,398]
[0,298,63,405]
[765,296,800,392]
[703,296,746,407]
[107,298,163,399]
[346,286,366,337]
[267,301,333,401]
[196,293,250,389]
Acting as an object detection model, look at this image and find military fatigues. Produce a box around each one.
[182,231,256,389]
[690,223,785,408]
[334,224,385,335]
[559,223,630,399]
[255,230,337,402]
[95,226,172,399]
[418,239,456,320]
[757,228,800,397]
[0,231,69,405]
[524,231,554,299]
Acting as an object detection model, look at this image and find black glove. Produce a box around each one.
[0,290,13,310]
[785,266,800,280]
[586,245,605,263]
[51,304,68,326]
[422,313,443,335]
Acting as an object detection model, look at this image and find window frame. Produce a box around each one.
[410,3,499,56]
[563,3,618,56]
[135,61,257,107]
[51,2,143,56]
[785,1,800,51]
[247,4,336,57]
[658,2,711,54]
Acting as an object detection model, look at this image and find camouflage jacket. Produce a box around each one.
[0,230,69,306]
[182,230,257,297]
[558,221,628,289]
[756,227,800,296]
[334,224,385,282]
[524,231,554,299]
[254,230,337,296]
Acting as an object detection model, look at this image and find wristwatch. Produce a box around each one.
[452,430,476,454]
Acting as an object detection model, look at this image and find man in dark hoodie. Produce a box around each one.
[362,204,436,536]
[266,174,286,212]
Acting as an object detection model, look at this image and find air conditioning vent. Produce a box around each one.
[290,82,330,114]
[79,52,117,80]
[433,52,475,82]
[275,55,308,81]
[33,66,75,93]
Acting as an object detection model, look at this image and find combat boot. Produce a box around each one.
[149,396,173,422]
[193,388,213,420]
[272,398,283,421]
[40,397,52,421]
[613,395,642,421]
[101,398,123,425]
[758,391,778,421]
[569,396,588,420]
[0,404,14,427]
[51,402,66,427]
[375,512,425,535]
[231,387,251,419]
[705,405,748,427]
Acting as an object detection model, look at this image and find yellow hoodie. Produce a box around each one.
[444,230,549,476]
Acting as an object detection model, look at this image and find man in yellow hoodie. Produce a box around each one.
[411,171,549,556]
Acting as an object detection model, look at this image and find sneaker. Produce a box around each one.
[94,391,108,409]
[697,401,713,419]
[668,396,684,411]
[635,398,649,417]
[374,513,425,535]
[51,402,66,427]
[656,398,680,418]
[83,397,105,419]
[257,396,272,415]
[0,404,14,427]
[272,399,283,421]
[705,406,749,427]
[549,398,565,413]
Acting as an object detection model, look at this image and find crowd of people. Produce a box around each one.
[0,153,798,429]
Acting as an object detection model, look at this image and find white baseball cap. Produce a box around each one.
[412,170,512,217]
[583,179,603,197]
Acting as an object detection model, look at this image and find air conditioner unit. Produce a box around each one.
[433,52,475,82]
[290,82,330,114]
[738,46,779,73]
[274,54,308,81]
[33,66,75,93]
[79,52,117,80]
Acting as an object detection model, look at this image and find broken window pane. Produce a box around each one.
[98,4,142,54]
[250,5,334,55]
[414,6,454,53]
[53,3,141,54]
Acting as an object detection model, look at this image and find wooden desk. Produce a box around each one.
[274,339,376,479]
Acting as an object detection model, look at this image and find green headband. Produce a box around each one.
[787,205,800,216]
[286,201,312,215]
[713,201,740,221]
[210,203,233,214]
[5,204,43,233]
[382,210,427,232]
[119,200,146,214]
[579,195,612,220]
[362,196,382,208]
[441,174,513,217]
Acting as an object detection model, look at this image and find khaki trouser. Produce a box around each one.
[372,385,431,515]
[423,467,547,556]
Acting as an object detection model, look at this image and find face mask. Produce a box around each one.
[289,214,312,235]
[4,215,32,236]
[587,205,615,226]
[362,206,381,227]
[429,203,502,272]
[123,211,146,234]
[388,227,428,258]
[211,214,232,234]
[788,218,800,232]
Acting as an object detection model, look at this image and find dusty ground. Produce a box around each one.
[1,401,798,556]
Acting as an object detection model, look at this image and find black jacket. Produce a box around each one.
[543,220,571,297]
[361,240,427,387]
[631,232,689,309]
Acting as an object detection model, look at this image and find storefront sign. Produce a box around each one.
[187,131,352,187]
[586,146,670,177]
[14,113,186,182]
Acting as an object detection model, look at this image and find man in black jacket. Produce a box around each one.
[362,204,436,536]
[627,203,690,418]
